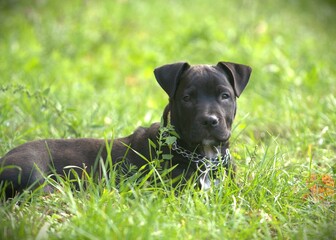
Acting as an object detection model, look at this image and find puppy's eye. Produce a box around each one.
[220,93,230,100]
[183,95,191,102]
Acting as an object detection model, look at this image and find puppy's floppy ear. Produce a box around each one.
[216,61,252,97]
[154,62,190,99]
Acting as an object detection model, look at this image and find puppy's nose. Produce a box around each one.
[201,115,219,127]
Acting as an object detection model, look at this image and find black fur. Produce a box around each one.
[0,61,252,198]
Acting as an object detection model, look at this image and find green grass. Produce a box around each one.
[0,0,335,239]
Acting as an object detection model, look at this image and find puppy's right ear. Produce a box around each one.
[154,62,190,99]
[216,62,252,98]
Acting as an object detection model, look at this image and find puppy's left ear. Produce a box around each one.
[154,62,190,99]
[216,62,252,97]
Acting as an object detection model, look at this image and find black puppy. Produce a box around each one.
[0,61,251,197]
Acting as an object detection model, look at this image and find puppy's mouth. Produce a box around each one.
[201,139,222,159]
[182,128,231,156]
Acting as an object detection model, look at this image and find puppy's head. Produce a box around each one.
[154,61,252,154]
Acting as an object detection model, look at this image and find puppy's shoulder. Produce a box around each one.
[132,122,160,140]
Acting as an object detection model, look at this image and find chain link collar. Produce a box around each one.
[161,126,232,190]
[171,139,231,190]
[171,141,231,174]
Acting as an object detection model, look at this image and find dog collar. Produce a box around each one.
[172,141,231,190]
[161,128,231,189]
[161,119,231,172]
[171,141,231,172]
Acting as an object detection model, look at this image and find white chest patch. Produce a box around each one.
[199,142,221,190]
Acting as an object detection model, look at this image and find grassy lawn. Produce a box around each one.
[0,0,335,239]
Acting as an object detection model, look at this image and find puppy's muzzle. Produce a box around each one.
[200,114,219,127]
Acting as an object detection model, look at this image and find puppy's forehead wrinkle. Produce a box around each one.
[183,65,227,83]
